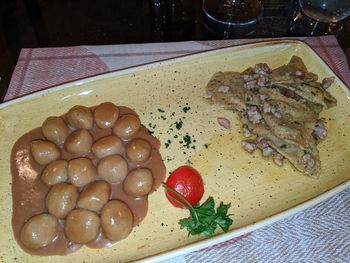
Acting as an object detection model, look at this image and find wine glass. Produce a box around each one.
[202,0,263,26]
[298,0,350,35]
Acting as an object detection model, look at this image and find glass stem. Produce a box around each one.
[311,20,319,36]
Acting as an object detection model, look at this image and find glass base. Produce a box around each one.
[202,0,263,26]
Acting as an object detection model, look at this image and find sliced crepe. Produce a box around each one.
[259,87,318,122]
[242,117,321,177]
[270,57,337,108]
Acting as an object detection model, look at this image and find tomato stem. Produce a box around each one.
[166,194,188,209]
[162,183,200,226]
[162,183,193,208]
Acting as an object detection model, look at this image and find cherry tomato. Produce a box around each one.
[165,166,204,208]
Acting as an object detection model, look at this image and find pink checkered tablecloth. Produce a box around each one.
[4,36,350,262]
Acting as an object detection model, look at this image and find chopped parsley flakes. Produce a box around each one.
[182,106,191,113]
[175,120,183,130]
[165,139,172,149]
[148,104,205,162]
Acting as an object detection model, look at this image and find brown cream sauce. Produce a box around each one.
[11,106,166,256]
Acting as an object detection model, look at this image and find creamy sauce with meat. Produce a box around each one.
[11,106,166,256]
[206,56,337,177]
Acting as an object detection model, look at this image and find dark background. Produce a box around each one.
[1,0,350,102]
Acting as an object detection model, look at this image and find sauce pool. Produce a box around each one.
[11,106,166,256]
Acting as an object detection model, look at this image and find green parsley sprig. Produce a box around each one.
[162,184,233,238]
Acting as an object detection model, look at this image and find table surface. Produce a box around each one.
[1,0,350,102]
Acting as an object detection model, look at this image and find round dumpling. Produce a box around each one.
[42,117,69,145]
[123,168,153,197]
[113,114,141,139]
[94,102,119,129]
[67,105,93,130]
[125,139,152,164]
[100,200,133,241]
[65,209,101,244]
[97,155,128,184]
[20,214,58,249]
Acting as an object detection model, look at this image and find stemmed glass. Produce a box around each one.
[298,0,350,35]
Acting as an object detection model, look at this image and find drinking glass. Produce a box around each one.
[298,0,350,34]
[299,0,350,23]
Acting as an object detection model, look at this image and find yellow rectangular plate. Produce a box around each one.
[1,40,349,263]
